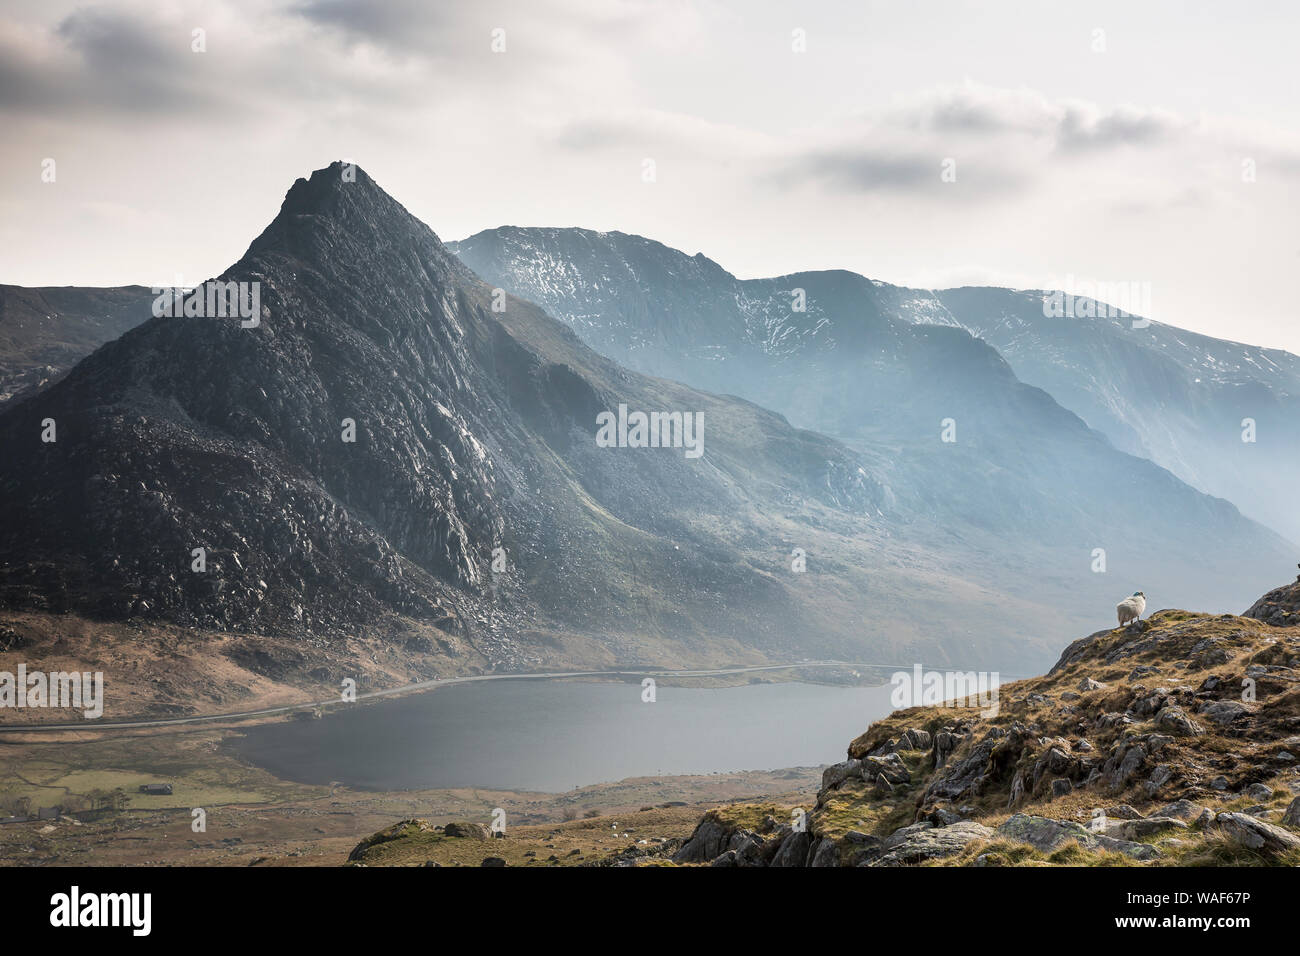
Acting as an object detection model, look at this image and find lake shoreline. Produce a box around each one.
[225,678,897,794]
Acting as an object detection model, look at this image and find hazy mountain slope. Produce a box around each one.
[448,227,1294,627]
[0,284,153,404]
[892,285,1300,546]
[0,164,1069,673]
[449,230,1094,456]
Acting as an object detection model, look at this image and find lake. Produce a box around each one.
[227,677,897,792]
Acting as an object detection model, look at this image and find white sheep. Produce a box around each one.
[1116,591,1146,627]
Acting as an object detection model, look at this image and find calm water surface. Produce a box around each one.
[228,678,895,792]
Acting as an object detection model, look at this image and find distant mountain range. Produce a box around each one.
[898,286,1300,547]
[450,228,1300,546]
[0,169,1291,680]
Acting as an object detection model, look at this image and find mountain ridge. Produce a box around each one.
[449,225,1294,623]
[451,226,1300,545]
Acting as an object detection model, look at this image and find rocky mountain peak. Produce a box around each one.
[0,165,911,668]
[240,161,472,309]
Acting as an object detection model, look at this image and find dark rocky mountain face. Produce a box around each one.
[448,227,1295,629]
[0,164,930,671]
[0,285,153,404]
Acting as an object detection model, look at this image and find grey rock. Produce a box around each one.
[1104,804,1145,820]
[1147,734,1175,754]
[819,759,862,796]
[1198,700,1250,726]
[867,821,993,866]
[809,837,840,867]
[927,807,964,827]
[443,822,492,840]
[1154,706,1203,737]
[672,817,731,863]
[883,820,933,843]
[1133,693,1169,717]
[1033,745,1076,787]
[730,832,770,866]
[1103,743,1147,790]
[932,731,960,770]
[1145,765,1173,794]
[1245,783,1273,801]
[1281,797,1300,827]
[862,752,911,786]
[896,728,933,751]
[925,726,1027,802]
[1153,799,1208,822]
[1215,812,1300,854]
[769,829,813,868]
[1119,817,1189,840]
[996,813,1161,861]
[1007,769,1026,808]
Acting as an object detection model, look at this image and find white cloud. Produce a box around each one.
[2,0,1299,355]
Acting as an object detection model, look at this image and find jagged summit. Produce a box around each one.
[251,163,448,257]
[272,162,414,225]
[237,163,477,332]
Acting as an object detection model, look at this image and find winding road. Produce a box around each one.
[0,658,1028,734]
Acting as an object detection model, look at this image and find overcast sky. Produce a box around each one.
[3,0,1298,353]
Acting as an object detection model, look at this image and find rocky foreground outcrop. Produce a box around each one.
[1245,575,1300,628]
[665,584,1300,867]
